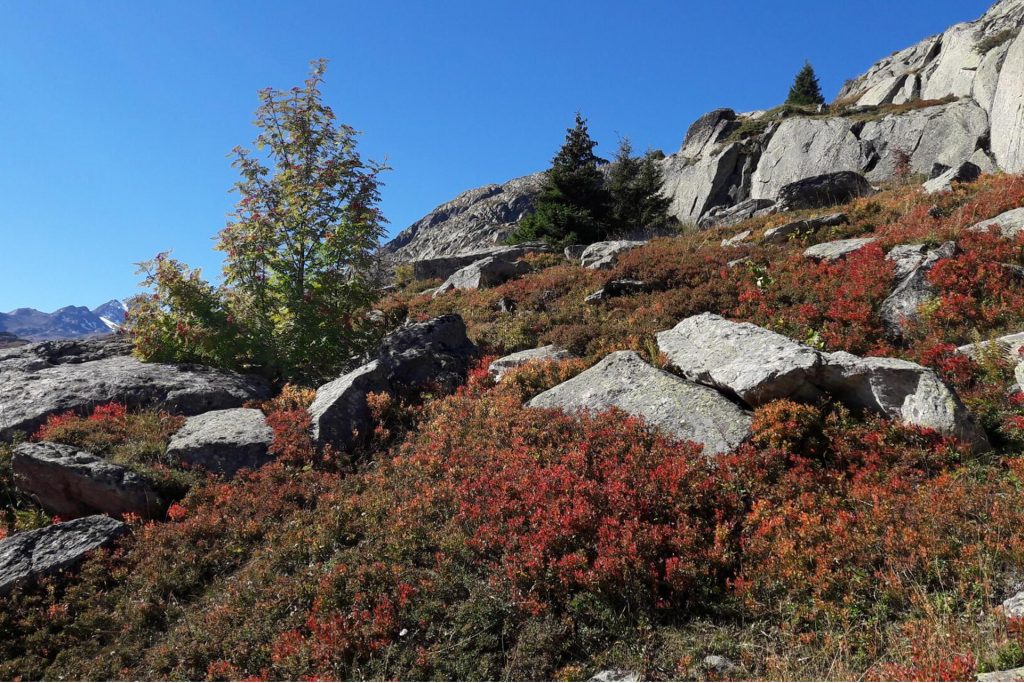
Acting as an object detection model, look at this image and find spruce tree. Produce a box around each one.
[786,61,825,107]
[607,137,673,234]
[511,113,611,246]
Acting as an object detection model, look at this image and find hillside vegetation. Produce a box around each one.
[5,173,1024,680]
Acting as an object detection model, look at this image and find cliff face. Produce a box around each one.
[385,0,1024,263]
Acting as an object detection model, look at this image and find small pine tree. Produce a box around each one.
[607,137,674,234]
[786,61,825,107]
[510,113,611,246]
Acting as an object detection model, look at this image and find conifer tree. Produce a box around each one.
[786,61,825,107]
[607,137,673,233]
[510,113,611,246]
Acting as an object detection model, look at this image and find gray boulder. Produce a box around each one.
[803,237,878,262]
[660,143,747,223]
[527,351,751,456]
[0,515,128,596]
[166,408,275,478]
[762,213,848,245]
[699,198,776,230]
[721,230,752,248]
[580,240,647,270]
[968,207,1024,238]
[13,442,161,519]
[309,361,391,452]
[922,161,982,194]
[886,244,931,281]
[310,315,477,451]
[488,345,573,381]
[979,667,1024,682]
[376,314,478,393]
[432,256,530,297]
[880,242,958,338]
[589,670,640,683]
[0,337,269,441]
[820,351,990,453]
[680,108,737,157]
[956,331,1024,362]
[564,244,587,262]
[774,172,875,212]
[656,313,823,406]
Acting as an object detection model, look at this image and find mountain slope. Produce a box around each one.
[0,300,127,341]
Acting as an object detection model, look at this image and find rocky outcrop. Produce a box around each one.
[528,351,752,456]
[310,315,477,451]
[968,207,1024,237]
[432,255,531,297]
[880,242,958,338]
[383,174,544,263]
[657,313,989,451]
[762,213,848,245]
[488,345,573,381]
[699,198,776,230]
[0,515,128,596]
[166,408,275,478]
[0,337,270,441]
[803,237,878,262]
[579,240,647,270]
[751,121,867,201]
[13,442,161,519]
[990,25,1024,172]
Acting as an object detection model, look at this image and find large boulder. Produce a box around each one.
[680,108,737,158]
[762,212,848,245]
[432,255,530,297]
[488,345,573,381]
[991,27,1024,173]
[803,237,878,262]
[699,199,776,230]
[375,314,478,393]
[166,408,275,478]
[968,207,1024,238]
[750,120,867,201]
[579,240,647,270]
[820,351,990,453]
[978,667,1024,682]
[0,337,269,441]
[310,315,478,451]
[308,361,391,452]
[774,172,875,212]
[0,515,128,596]
[660,143,748,223]
[527,351,752,456]
[13,442,161,519]
[656,313,823,406]
[880,242,957,338]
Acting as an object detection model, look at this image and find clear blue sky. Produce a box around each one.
[0,0,993,311]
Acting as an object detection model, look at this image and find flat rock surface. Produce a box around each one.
[167,408,275,477]
[968,207,1024,238]
[13,442,161,518]
[488,345,573,381]
[0,337,269,440]
[433,255,530,297]
[803,237,877,262]
[656,313,822,406]
[528,351,752,456]
[0,515,127,596]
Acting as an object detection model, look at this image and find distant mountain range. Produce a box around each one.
[0,300,127,341]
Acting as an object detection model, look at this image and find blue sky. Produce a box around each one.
[0,0,993,312]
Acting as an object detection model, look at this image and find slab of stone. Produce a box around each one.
[488,345,574,381]
[880,242,957,338]
[968,207,1024,238]
[762,213,848,245]
[166,408,275,478]
[580,241,648,270]
[528,351,752,456]
[922,161,982,194]
[803,237,878,262]
[13,442,161,518]
[0,515,128,596]
[309,361,391,452]
[432,256,530,297]
[656,313,823,406]
[774,172,875,212]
